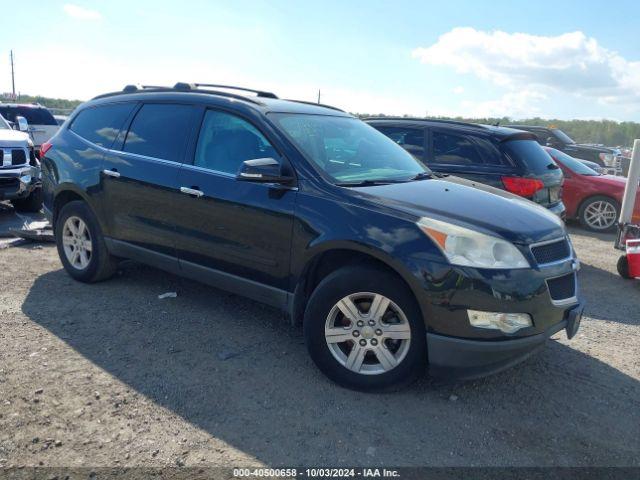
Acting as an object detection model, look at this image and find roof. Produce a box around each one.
[89,83,351,117]
[365,117,535,140]
[504,124,551,131]
[0,103,46,109]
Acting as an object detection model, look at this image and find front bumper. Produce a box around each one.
[427,302,584,379]
[0,165,40,201]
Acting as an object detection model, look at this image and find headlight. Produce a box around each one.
[417,217,530,269]
[599,153,616,167]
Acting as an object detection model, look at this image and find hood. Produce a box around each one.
[351,176,565,245]
[571,143,618,154]
[589,174,627,188]
[0,129,30,147]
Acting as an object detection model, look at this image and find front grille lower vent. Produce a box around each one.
[547,273,576,302]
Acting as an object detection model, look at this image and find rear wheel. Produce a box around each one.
[11,187,43,213]
[304,265,426,391]
[579,196,619,232]
[55,201,118,282]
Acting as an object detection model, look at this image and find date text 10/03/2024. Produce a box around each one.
[233,468,401,478]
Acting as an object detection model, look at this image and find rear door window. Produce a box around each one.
[70,103,136,148]
[123,103,195,162]
[375,126,425,161]
[431,131,483,165]
[502,139,558,174]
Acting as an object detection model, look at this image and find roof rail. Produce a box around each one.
[284,99,345,112]
[187,83,278,99]
[363,116,488,129]
[92,83,266,105]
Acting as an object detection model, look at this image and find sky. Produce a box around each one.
[3,0,640,120]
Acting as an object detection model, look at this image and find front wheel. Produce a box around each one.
[579,196,619,232]
[304,265,426,391]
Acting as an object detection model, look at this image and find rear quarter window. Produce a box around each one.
[502,139,557,174]
[70,103,136,148]
[431,131,507,167]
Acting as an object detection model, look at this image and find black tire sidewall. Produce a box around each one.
[617,255,631,279]
[579,196,619,232]
[304,265,427,391]
[55,201,107,282]
[11,187,43,213]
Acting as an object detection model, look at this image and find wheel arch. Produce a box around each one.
[52,185,95,229]
[290,241,426,326]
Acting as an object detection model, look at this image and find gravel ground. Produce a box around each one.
[0,224,638,468]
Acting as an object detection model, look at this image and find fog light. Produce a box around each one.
[467,310,532,334]
[19,174,32,184]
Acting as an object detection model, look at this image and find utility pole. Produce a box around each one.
[317,89,321,104]
[10,50,16,98]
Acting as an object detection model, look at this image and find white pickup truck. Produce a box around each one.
[0,114,42,212]
[0,103,59,153]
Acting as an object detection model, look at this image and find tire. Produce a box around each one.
[11,187,43,213]
[617,255,631,279]
[55,200,118,283]
[303,264,427,391]
[578,196,619,232]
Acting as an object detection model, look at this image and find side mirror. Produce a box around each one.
[16,116,29,132]
[237,158,294,184]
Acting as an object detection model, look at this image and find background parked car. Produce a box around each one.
[0,113,42,212]
[507,124,627,175]
[544,147,640,231]
[53,115,68,126]
[367,118,566,218]
[0,103,59,153]
[578,158,605,174]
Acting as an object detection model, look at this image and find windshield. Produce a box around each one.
[0,115,9,130]
[271,114,429,184]
[553,129,575,144]
[546,148,599,176]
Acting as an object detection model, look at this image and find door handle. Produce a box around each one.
[103,169,121,178]
[180,186,204,197]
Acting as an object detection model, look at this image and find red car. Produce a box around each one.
[544,147,640,232]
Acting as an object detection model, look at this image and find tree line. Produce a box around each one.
[357,114,640,148]
[5,94,639,147]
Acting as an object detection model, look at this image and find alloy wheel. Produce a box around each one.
[584,200,617,230]
[324,292,411,375]
[62,216,93,270]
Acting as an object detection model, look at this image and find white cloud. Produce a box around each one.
[461,90,547,118]
[412,27,640,106]
[63,4,102,20]
[452,86,464,95]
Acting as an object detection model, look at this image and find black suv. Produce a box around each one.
[41,83,583,390]
[505,125,627,175]
[367,118,566,219]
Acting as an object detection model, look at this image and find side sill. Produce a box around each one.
[104,237,291,311]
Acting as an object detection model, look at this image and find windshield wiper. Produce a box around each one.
[408,171,434,181]
[336,179,407,187]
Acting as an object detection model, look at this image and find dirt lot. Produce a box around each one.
[0,224,638,468]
